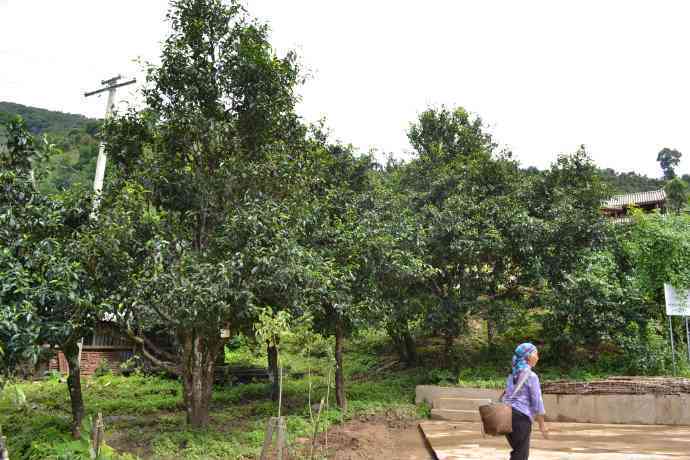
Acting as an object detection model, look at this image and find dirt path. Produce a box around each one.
[301,416,434,460]
[390,424,435,460]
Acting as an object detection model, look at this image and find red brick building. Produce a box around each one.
[47,322,135,376]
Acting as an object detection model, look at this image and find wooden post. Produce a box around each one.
[275,417,286,460]
[259,416,287,460]
[91,413,104,458]
[0,424,9,460]
[277,367,283,418]
[259,417,276,460]
[325,367,332,453]
[309,397,325,460]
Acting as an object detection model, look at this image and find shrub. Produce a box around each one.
[118,356,144,377]
[9,384,27,409]
[416,401,431,418]
[43,370,62,381]
[614,321,674,375]
[93,359,111,378]
[427,369,455,385]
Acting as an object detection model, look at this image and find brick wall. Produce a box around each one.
[48,348,134,376]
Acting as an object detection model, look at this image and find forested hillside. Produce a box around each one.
[597,168,664,194]
[0,102,99,134]
[0,101,100,194]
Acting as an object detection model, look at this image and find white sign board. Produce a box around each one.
[664,284,690,316]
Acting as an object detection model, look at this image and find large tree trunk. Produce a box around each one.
[390,331,408,363]
[403,331,418,367]
[63,341,85,439]
[335,318,347,412]
[442,333,455,363]
[390,327,418,367]
[267,342,279,402]
[180,331,222,428]
[487,319,496,349]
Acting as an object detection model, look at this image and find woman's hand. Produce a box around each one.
[535,415,549,439]
[540,426,550,439]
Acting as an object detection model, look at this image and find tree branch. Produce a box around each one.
[124,327,179,369]
[138,344,180,376]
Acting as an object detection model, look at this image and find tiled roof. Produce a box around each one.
[602,189,666,210]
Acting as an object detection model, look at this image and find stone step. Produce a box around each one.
[431,408,482,422]
[437,397,492,411]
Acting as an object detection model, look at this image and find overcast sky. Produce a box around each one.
[1,0,689,178]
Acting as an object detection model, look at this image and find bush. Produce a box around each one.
[427,369,455,385]
[32,416,135,460]
[9,385,27,407]
[93,359,111,378]
[416,401,431,418]
[614,321,674,375]
[43,370,62,381]
[118,356,144,377]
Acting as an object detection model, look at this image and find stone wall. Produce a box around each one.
[416,385,690,426]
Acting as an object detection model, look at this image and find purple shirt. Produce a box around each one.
[504,369,545,421]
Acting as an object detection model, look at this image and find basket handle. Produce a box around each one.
[501,371,530,402]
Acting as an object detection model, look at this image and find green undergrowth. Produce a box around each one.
[423,327,690,389]
[4,327,686,459]
[0,333,423,460]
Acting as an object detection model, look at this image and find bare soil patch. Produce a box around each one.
[296,413,433,460]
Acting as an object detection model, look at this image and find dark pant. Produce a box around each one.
[505,408,532,460]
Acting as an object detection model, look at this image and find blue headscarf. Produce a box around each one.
[511,342,537,381]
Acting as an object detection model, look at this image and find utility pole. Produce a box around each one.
[84,75,136,210]
[80,75,135,364]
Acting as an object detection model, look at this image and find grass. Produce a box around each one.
[0,332,423,460]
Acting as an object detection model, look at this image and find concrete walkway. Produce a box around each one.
[419,421,690,459]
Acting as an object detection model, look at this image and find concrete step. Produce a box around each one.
[437,397,492,411]
[431,408,482,422]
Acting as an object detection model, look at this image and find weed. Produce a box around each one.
[427,369,456,386]
[416,401,431,419]
[94,359,112,378]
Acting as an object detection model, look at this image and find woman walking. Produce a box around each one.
[503,342,548,460]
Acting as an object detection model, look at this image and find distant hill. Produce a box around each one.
[0,101,100,135]
[0,102,101,194]
[596,168,664,195]
[523,166,663,196]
